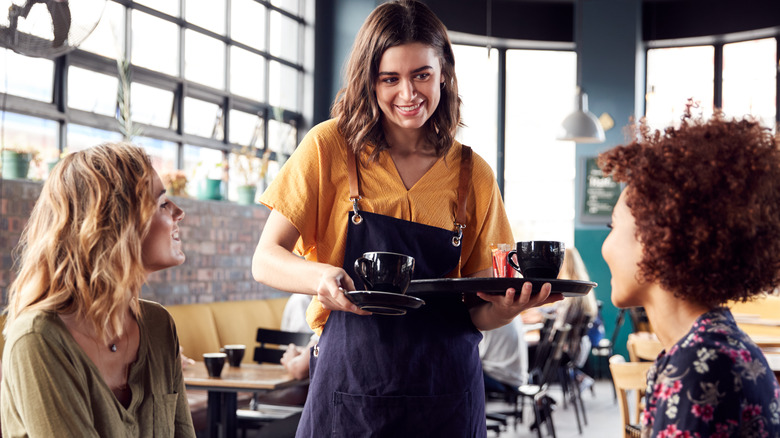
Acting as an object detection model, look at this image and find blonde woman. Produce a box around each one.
[1,143,195,437]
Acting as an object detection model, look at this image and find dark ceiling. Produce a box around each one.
[424,0,780,44]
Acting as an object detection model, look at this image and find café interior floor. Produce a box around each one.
[486,377,622,438]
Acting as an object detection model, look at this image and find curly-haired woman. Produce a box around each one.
[599,111,780,437]
[1,143,194,437]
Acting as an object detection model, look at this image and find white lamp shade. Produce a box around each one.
[557,91,605,143]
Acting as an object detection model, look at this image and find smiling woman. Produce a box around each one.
[1,143,195,437]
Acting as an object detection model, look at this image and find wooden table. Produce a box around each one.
[183,362,304,438]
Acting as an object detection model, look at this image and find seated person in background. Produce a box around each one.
[599,106,780,436]
[479,316,528,394]
[280,293,318,381]
[1,143,195,437]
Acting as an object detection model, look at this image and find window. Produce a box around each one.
[232,0,266,49]
[68,67,118,116]
[66,124,123,152]
[184,98,222,138]
[79,0,125,59]
[185,0,226,34]
[453,45,498,172]
[131,83,174,128]
[505,49,576,244]
[184,30,226,90]
[645,46,714,129]
[131,10,179,76]
[0,49,53,102]
[230,46,266,101]
[722,38,776,127]
[453,45,577,246]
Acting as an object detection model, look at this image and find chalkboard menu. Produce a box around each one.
[582,157,621,220]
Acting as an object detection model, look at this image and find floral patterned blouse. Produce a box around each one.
[642,307,780,438]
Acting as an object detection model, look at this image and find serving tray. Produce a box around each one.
[406,277,596,297]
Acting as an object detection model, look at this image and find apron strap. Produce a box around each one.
[347,149,363,224]
[452,145,472,247]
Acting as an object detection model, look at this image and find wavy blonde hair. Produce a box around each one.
[5,143,156,343]
[332,0,462,161]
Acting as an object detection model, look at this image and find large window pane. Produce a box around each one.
[0,112,58,180]
[230,46,265,101]
[453,45,498,172]
[185,30,225,89]
[269,61,299,111]
[268,119,297,156]
[132,11,179,76]
[722,38,776,127]
[231,0,266,49]
[269,11,299,63]
[0,49,53,102]
[134,0,180,17]
[66,124,122,153]
[505,49,577,245]
[185,0,226,34]
[183,97,222,138]
[79,0,125,59]
[646,46,714,129]
[131,83,174,128]
[68,67,118,117]
[135,136,177,173]
[229,110,263,147]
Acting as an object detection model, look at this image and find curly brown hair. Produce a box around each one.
[331,0,461,161]
[598,112,780,307]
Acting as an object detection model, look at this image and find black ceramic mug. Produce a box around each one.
[507,241,565,279]
[203,352,227,377]
[221,344,246,367]
[353,251,415,294]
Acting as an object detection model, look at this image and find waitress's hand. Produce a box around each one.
[471,281,562,331]
[316,267,372,315]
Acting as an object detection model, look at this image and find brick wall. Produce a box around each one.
[0,178,287,307]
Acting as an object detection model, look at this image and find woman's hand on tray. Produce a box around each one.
[470,275,563,330]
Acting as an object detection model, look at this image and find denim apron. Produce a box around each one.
[296,146,488,438]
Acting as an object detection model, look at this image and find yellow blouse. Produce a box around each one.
[259,119,513,334]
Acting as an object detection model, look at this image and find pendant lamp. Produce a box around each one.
[557,0,605,143]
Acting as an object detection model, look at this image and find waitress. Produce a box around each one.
[252,1,556,436]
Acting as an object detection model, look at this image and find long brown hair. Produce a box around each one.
[332,0,461,161]
[5,143,156,343]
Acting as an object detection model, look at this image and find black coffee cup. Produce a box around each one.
[507,241,565,279]
[203,352,227,377]
[221,344,246,367]
[354,251,415,294]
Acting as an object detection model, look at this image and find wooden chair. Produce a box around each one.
[609,355,652,438]
[626,332,663,363]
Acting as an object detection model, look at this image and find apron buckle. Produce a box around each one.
[351,197,363,225]
[452,222,466,247]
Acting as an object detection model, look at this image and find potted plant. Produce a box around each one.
[1,145,40,180]
[160,170,189,197]
[193,160,226,201]
[230,145,271,205]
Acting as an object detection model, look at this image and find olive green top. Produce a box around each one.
[1,300,196,438]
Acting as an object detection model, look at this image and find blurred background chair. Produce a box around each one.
[626,332,663,363]
[609,355,652,438]
[236,328,313,438]
[590,305,626,400]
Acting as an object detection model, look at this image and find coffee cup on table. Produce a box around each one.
[203,352,227,377]
[353,251,415,294]
[221,344,246,367]
[507,241,565,279]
